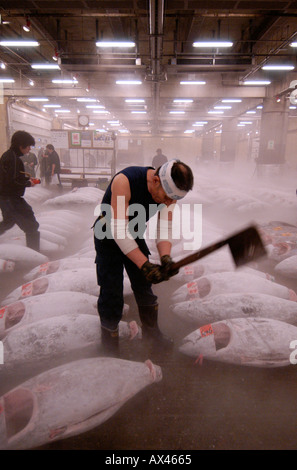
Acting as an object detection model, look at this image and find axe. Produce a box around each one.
[170,225,267,274]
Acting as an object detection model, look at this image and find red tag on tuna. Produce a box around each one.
[0,307,6,319]
[21,282,33,297]
[200,324,214,337]
[184,266,194,275]
[187,281,198,295]
[39,262,49,273]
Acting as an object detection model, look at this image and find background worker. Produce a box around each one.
[45,144,62,190]
[0,130,40,251]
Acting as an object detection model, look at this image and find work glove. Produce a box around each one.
[160,255,179,278]
[141,261,170,284]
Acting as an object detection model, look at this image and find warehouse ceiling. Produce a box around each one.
[1,0,297,136]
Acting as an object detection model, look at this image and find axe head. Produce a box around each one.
[228,226,267,267]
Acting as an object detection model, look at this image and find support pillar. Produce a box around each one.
[220,118,238,162]
[258,98,289,164]
[201,132,214,161]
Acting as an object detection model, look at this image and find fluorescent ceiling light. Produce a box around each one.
[107,121,120,124]
[118,129,130,133]
[131,111,147,114]
[208,110,224,114]
[239,121,252,124]
[96,129,107,132]
[125,99,145,103]
[0,40,39,47]
[194,121,208,124]
[43,104,61,108]
[290,42,297,47]
[86,105,105,109]
[184,130,195,133]
[169,111,185,114]
[52,79,78,84]
[180,81,206,85]
[222,99,242,103]
[262,65,295,71]
[193,41,233,48]
[28,97,49,101]
[173,99,193,103]
[76,98,97,102]
[214,105,232,109]
[192,124,204,127]
[246,110,256,114]
[55,109,71,113]
[116,80,142,85]
[96,41,135,48]
[0,78,15,83]
[237,124,245,127]
[243,80,271,85]
[289,106,296,109]
[93,110,110,114]
[31,63,60,70]
[257,105,263,109]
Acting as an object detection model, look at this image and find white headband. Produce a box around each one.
[159,159,188,200]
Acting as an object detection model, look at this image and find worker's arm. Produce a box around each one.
[110,173,148,269]
[156,202,176,258]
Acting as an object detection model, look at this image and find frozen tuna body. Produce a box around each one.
[171,293,297,326]
[274,255,297,279]
[171,272,297,304]
[179,317,297,367]
[0,291,98,338]
[0,314,141,390]
[1,268,100,305]
[0,244,48,269]
[23,258,94,281]
[0,357,162,450]
[2,267,134,306]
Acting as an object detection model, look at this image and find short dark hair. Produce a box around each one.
[171,161,194,192]
[155,161,194,193]
[46,144,54,151]
[11,130,35,149]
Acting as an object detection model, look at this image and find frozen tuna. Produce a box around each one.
[1,268,99,305]
[0,291,98,338]
[0,244,48,269]
[0,314,141,390]
[171,272,297,304]
[179,317,297,367]
[0,357,162,450]
[274,255,297,279]
[2,268,133,305]
[171,293,297,326]
[23,258,94,281]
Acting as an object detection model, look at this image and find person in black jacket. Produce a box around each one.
[45,144,62,190]
[0,130,40,251]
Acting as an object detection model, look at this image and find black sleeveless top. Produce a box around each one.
[94,166,161,256]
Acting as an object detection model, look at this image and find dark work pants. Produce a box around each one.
[95,237,157,331]
[0,195,40,251]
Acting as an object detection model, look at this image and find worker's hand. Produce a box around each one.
[140,260,170,284]
[160,255,179,277]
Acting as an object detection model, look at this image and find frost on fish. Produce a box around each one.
[171,272,297,304]
[0,357,162,450]
[0,291,99,338]
[171,293,297,326]
[179,317,297,368]
[0,314,142,392]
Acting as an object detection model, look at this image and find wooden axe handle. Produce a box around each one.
[170,239,227,272]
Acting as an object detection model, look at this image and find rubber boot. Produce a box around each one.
[138,305,173,349]
[26,230,40,252]
[101,326,119,357]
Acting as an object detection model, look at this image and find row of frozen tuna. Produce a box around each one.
[0,199,158,450]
